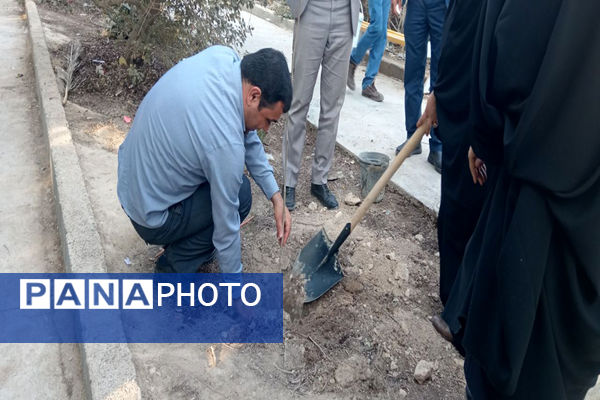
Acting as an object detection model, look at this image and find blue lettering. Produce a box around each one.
[93,283,114,306]
[26,283,46,306]
[125,283,149,306]
[57,283,81,306]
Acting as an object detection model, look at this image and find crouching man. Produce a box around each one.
[118,46,293,277]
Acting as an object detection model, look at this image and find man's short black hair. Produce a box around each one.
[241,48,292,113]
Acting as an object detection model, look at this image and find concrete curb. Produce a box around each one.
[245,4,405,81]
[25,2,141,399]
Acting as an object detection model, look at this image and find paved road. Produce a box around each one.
[0,0,84,398]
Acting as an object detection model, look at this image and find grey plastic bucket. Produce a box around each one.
[358,152,390,203]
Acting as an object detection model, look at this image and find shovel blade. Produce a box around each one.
[293,229,344,303]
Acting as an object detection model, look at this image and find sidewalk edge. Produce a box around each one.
[25,2,141,399]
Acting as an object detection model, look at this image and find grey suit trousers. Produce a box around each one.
[284,0,353,187]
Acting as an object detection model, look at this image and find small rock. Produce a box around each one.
[334,355,371,387]
[251,247,262,262]
[283,311,291,323]
[435,251,440,257]
[344,265,359,275]
[390,360,399,370]
[335,364,355,387]
[265,153,275,161]
[308,202,318,211]
[385,252,396,261]
[327,171,344,181]
[453,358,464,368]
[342,279,364,294]
[395,265,409,281]
[344,193,361,206]
[284,340,306,370]
[398,389,407,398]
[400,320,409,335]
[414,360,434,384]
[335,211,343,219]
[414,233,424,242]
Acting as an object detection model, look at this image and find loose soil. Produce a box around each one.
[39,3,465,399]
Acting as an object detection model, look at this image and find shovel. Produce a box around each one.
[293,124,428,303]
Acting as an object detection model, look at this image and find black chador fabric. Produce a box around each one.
[443,0,600,398]
[434,0,490,305]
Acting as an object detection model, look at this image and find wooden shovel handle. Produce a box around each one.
[350,124,428,231]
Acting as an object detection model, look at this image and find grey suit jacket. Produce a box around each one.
[287,0,361,35]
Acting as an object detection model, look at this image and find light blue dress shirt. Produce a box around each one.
[117,46,279,274]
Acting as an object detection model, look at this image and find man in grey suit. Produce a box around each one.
[283,0,360,210]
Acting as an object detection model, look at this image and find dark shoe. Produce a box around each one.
[395,141,422,156]
[310,183,339,209]
[362,82,384,102]
[427,151,442,173]
[431,314,453,342]
[347,62,357,91]
[284,186,296,211]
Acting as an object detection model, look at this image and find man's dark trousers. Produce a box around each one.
[403,0,445,152]
[131,175,252,273]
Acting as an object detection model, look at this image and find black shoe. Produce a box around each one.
[395,141,422,156]
[347,61,357,91]
[427,151,442,173]
[284,186,296,211]
[310,183,339,209]
[431,314,453,342]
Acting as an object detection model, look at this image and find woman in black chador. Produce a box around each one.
[441,0,600,398]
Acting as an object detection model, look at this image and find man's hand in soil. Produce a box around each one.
[271,192,291,246]
[416,92,437,134]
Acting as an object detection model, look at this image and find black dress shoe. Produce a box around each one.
[431,314,453,342]
[427,151,442,173]
[395,141,422,156]
[284,186,296,211]
[310,183,339,209]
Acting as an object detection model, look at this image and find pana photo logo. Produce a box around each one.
[20,278,262,309]
[0,273,283,343]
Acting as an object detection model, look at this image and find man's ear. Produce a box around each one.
[247,86,262,107]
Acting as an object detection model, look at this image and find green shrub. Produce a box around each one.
[96,0,254,67]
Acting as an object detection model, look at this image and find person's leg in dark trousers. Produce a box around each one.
[403,0,428,142]
[131,175,252,273]
[425,0,445,152]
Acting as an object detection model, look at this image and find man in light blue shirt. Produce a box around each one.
[118,46,293,277]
